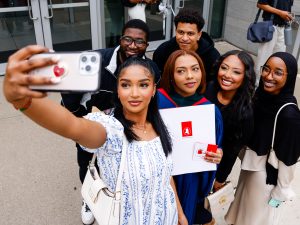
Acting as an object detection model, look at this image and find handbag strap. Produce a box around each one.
[115,135,128,199]
[90,134,128,199]
[254,0,279,23]
[270,102,297,150]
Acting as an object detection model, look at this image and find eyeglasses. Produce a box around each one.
[120,36,147,47]
[260,65,287,78]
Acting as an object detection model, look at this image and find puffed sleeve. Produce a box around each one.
[80,112,124,155]
[271,161,297,201]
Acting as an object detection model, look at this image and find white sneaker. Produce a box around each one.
[81,200,95,225]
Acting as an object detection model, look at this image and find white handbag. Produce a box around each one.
[268,103,297,169]
[204,181,235,222]
[81,135,128,225]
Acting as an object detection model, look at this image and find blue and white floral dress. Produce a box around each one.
[81,112,178,225]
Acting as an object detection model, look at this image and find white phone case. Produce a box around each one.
[29,52,101,92]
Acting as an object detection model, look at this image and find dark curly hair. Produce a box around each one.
[113,57,172,156]
[213,50,255,142]
[174,8,205,31]
[122,19,150,41]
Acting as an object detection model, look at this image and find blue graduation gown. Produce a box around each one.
[158,88,223,224]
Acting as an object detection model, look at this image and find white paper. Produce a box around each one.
[159,104,217,175]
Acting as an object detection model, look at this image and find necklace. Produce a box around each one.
[133,123,147,134]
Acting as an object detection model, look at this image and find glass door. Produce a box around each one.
[145,0,173,51]
[102,0,124,48]
[105,0,174,50]
[39,0,99,51]
[0,0,100,75]
[208,0,226,39]
[172,0,225,38]
[0,0,42,74]
[173,0,211,33]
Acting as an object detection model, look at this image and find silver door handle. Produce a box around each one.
[27,0,38,20]
[44,0,54,19]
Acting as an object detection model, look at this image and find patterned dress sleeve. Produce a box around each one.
[80,112,124,154]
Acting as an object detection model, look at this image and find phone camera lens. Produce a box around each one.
[91,56,97,62]
[85,65,91,72]
[81,56,87,62]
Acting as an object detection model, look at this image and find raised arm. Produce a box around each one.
[3,45,106,149]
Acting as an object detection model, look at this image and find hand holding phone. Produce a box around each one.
[29,51,101,93]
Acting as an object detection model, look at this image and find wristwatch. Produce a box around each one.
[268,198,282,208]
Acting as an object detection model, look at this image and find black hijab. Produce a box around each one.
[248,52,300,184]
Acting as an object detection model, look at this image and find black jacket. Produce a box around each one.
[153,32,220,83]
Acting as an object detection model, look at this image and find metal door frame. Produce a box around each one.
[111,0,173,51]
[172,0,211,36]
[39,0,100,49]
[0,1,43,74]
[0,0,101,75]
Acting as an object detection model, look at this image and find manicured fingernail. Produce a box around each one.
[51,77,61,83]
[49,49,55,52]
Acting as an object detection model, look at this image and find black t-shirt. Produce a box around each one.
[257,0,293,26]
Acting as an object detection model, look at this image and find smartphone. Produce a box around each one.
[29,51,101,93]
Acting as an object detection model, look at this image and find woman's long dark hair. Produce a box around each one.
[213,50,255,142]
[113,57,172,156]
